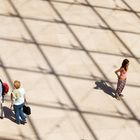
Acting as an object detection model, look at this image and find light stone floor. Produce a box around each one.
[0,0,140,140]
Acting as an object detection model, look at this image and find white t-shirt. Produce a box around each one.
[13,88,25,105]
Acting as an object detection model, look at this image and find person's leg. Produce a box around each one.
[116,79,126,98]
[19,104,26,123]
[13,105,20,124]
[115,79,121,99]
[118,80,126,96]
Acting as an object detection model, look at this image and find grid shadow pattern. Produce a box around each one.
[0,0,140,140]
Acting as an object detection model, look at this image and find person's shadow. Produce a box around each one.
[3,106,15,123]
[94,80,116,98]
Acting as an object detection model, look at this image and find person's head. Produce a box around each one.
[121,59,129,70]
[14,80,21,89]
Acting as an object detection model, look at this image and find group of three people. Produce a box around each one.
[0,80,27,125]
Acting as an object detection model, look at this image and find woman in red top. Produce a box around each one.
[115,59,129,100]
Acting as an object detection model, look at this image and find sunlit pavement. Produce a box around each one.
[0,0,140,140]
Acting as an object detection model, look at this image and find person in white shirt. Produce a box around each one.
[11,80,27,124]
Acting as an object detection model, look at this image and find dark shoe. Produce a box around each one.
[13,119,20,124]
[0,116,4,119]
[21,121,27,125]
[16,121,20,125]
[119,94,124,97]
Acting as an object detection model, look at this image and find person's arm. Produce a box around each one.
[10,93,13,109]
[10,93,13,101]
[115,68,121,79]
[24,94,27,104]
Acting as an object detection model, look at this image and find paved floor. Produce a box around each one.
[0,0,140,140]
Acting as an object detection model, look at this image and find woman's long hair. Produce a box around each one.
[121,59,129,71]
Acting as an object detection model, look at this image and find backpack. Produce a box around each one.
[2,82,9,96]
[0,79,9,96]
[0,79,9,103]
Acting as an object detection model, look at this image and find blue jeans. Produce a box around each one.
[13,103,26,124]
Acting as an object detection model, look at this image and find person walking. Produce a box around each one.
[115,59,129,100]
[11,80,27,124]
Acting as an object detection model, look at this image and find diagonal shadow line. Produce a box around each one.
[35,0,140,138]
[27,118,42,140]
[84,0,140,125]
[0,0,136,139]
[47,0,140,128]
[0,137,15,140]
[54,73,140,89]
[0,57,13,86]
[7,0,140,139]
[52,0,140,64]
[1,12,140,36]
[81,3,140,14]
[29,102,135,121]
[1,3,140,140]
[0,59,30,139]
[0,36,139,59]
[8,0,99,139]
[121,0,140,20]
[85,0,140,64]
[45,0,140,14]
[0,36,33,44]
[46,0,138,88]
[1,99,132,121]
[40,42,138,58]
[3,98,136,122]
[7,1,43,140]
[8,0,99,140]
[0,52,41,139]
[0,65,140,89]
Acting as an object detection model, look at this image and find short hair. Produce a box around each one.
[14,80,21,89]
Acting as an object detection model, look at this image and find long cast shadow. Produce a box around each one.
[47,0,140,14]
[121,0,140,20]
[3,106,15,123]
[94,80,116,98]
[1,64,140,89]
[1,12,140,36]
[29,101,134,121]
[0,137,15,140]
[0,36,138,59]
